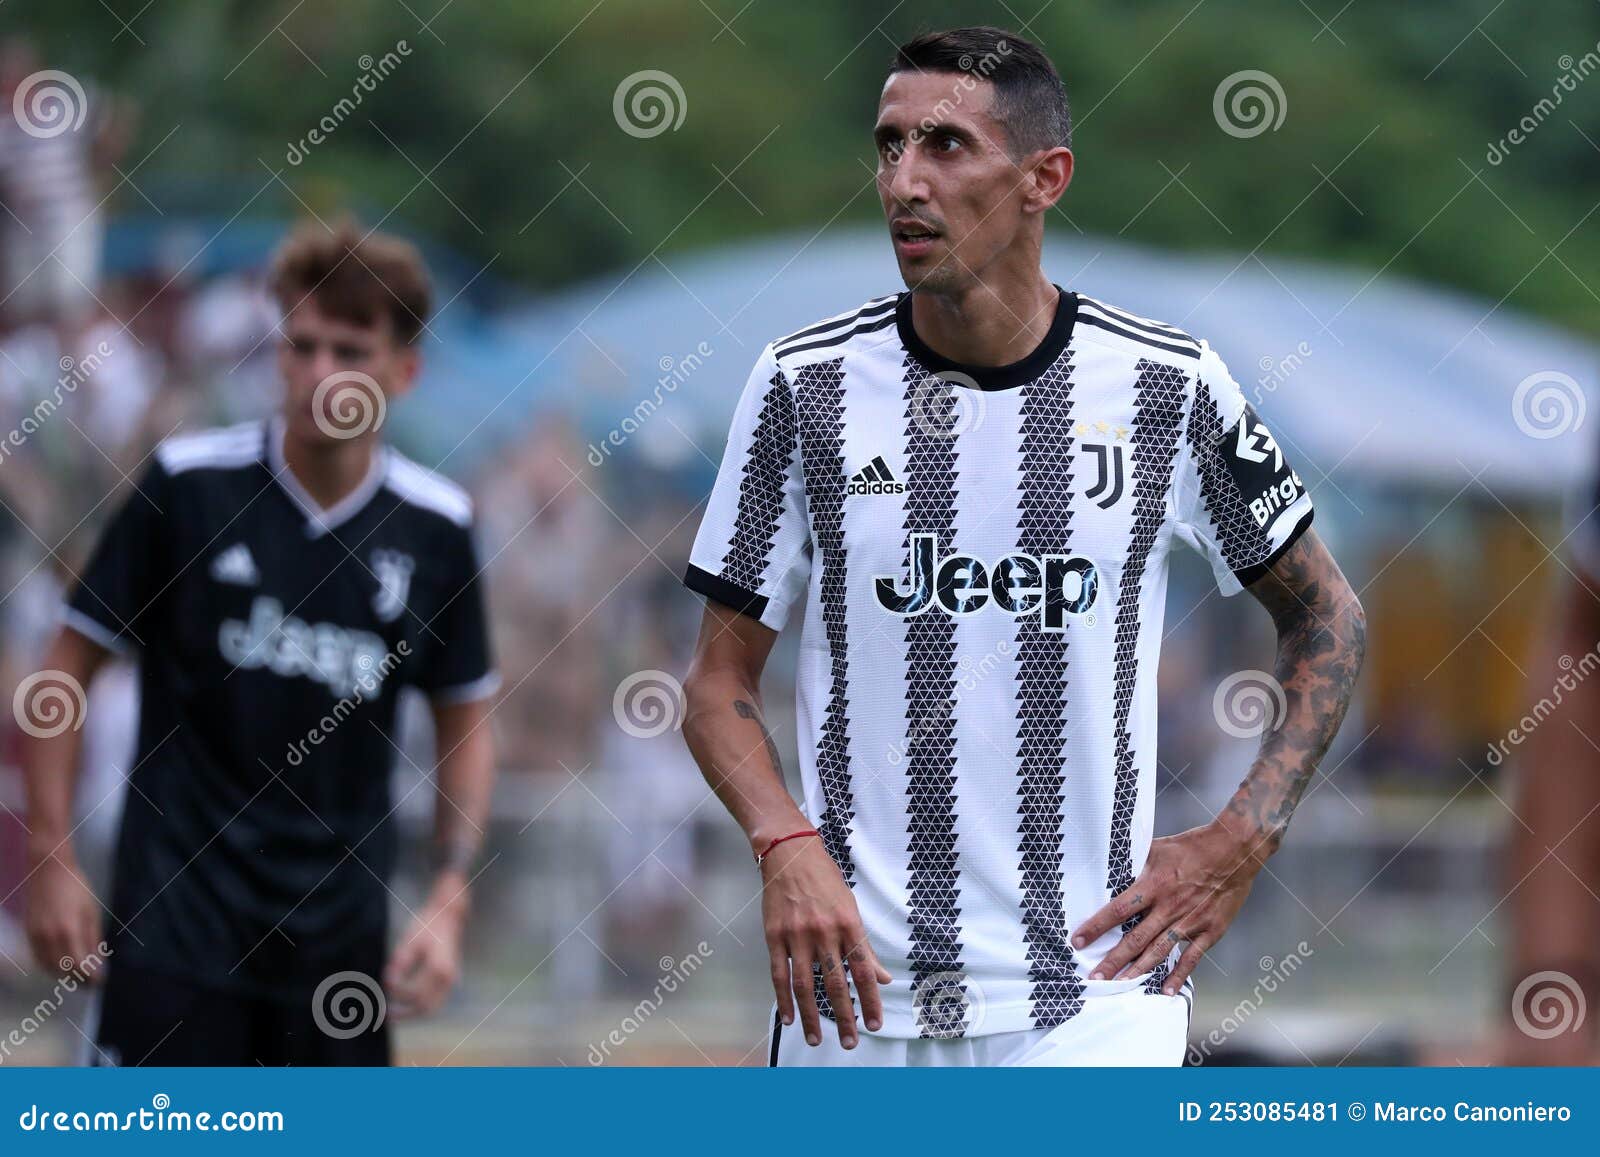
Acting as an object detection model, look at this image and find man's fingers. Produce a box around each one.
[789,945,823,1046]
[1161,933,1211,994]
[845,936,886,1033]
[1089,909,1167,980]
[768,943,796,1026]
[819,943,857,1049]
[1117,925,1186,980]
[1072,876,1156,950]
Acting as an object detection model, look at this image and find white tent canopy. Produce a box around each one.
[512,227,1597,497]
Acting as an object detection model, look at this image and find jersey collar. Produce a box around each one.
[896,285,1078,391]
[266,416,390,539]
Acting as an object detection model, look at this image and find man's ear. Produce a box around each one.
[1024,146,1074,214]
[386,343,422,400]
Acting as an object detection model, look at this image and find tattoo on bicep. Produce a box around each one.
[734,699,784,776]
[1234,532,1367,846]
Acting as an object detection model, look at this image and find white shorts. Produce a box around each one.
[769,983,1190,1067]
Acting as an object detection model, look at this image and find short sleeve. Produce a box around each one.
[64,458,174,653]
[1172,341,1314,595]
[414,522,499,703]
[683,344,812,631]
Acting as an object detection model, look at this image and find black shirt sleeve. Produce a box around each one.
[65,458,175,653]
[412,521,498,703]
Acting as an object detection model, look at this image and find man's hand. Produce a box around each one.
[383,888,468,1019]
[760,834,891,1049]
[25,852,104,980]
[1072,815,1267,995]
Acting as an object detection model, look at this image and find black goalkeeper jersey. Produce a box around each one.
[65,419,497,999]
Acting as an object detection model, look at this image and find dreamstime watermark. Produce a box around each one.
[1511,370,1585,439]
[284,639,411,767]
[1487,43,1600,165]
[285,41,413,165]
[11,70,88,139]
[17,1095,283,1133]
[1510,970,1587,1040]
[613,70,687,138]
[1485,642,1600,767]
[0,341,115,465]
[909,369,987,440]
[1212,669,1287,738]
[912,969,986,1038]
[613,669,685,738]
[1186,941,1314,1065]
[1213,70,1287,138]
[587,341,714,466]
[12,669,87,739]
[887,39,1014,157]
[887,641,1012,767]
[311,970,386,1039]
[586,942,714,1064]
[312,369,387,439]
[0,941,112,1065]
[1252,341,1313,405]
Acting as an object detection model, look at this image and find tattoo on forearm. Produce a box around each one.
[1231,531,1367,852]
[734,699,784,775]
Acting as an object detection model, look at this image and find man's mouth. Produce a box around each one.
[893,224,939,243]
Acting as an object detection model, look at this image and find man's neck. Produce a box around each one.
[909,270,1060,367]
[279,424,379,511]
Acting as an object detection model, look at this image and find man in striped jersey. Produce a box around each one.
[681,26,1365,1066]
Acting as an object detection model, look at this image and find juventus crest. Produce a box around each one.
[370,549,415,623]
[1082,442,1127,509]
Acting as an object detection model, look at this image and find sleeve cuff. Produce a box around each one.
[1233,505,1315,590]
[429,671,502,705]
[60,604,135,656]
[683,564,771,622]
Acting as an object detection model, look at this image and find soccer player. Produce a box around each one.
[20,221,499,1065]
[681,27,1366,1066]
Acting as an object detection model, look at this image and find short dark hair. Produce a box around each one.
[268,218,432,344]
[889,26,1071,157]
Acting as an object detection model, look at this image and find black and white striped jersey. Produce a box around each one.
[685,289,1313,1038]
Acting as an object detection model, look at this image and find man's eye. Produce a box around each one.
[334,345,370,361]
[880,140,903,162]
[935,135,961,153]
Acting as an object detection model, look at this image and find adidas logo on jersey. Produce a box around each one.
[847,455,906,495]
[874,533,1100,631]
[210,543,260,586]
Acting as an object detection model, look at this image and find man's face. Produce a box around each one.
[875,71,1030,294]
[276,299,417,445]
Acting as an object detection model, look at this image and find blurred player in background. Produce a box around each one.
[20,220,499,1065]
[681,27,1366,1067]
[1501,484,1600,1065]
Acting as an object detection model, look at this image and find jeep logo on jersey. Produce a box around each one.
[371,549,414,623]
[873,533,1099,630]
[1222,404,1306,529]
[219,597,393,699]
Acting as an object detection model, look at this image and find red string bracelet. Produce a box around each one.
[755,829,819,866]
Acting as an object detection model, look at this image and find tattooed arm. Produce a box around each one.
[683,601,890,1049]
[1072,529,1366,993]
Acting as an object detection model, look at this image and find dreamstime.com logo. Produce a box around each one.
[1212,669,1287,738]
[909,370,987,440]
[613,669,686,738]
[1511,370,1585,439]
[1510,970,1587,1040]
[613,70,687,138]
[12,669,87,739]
[11,70,88,139]
[1213,70,1287,138]
[17,1094,283,1134]
[313,370,387,439]
[311,970,387,1039]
